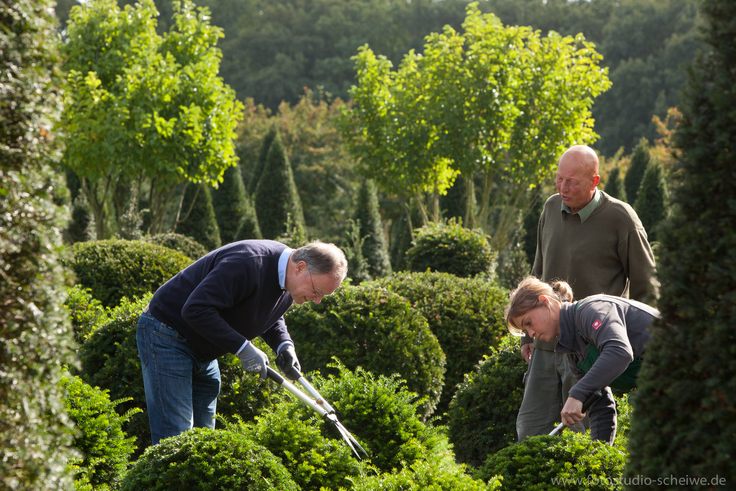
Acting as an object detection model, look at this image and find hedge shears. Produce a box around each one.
[549,390,603,436]
[266,366,369,460]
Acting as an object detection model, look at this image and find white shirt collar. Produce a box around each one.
[278,248,293,289]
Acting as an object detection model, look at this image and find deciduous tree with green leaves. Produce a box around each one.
[342,3,610,247]
[61,0,243,238]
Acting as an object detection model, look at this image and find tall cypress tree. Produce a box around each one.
[633,160,669,242]
[604,166,627,202]
[233,194,262,240]
[0,0,77,487]
[247,125,277,196]
[355,179,392,279]
[212,164,249,244]
[625,0,736,485]
[176,183,222,251]
[254,132,305,240]
[623,138,651,205]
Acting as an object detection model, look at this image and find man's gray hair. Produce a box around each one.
[292,241,348,280]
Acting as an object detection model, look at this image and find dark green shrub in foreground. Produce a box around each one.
[374,272,508,415]
[304,363,451,474]
[285,284,446,418]
[474,432,626,490]
[348,459,501,491]
[404,219,495,278]
[626,0,736,484]
[120,428,299,491]
[446,335,526,467]
[79,294,284,457]
[62,374,139,490]
[175,183,222,251]
[70,239,193,308]
[143,232,208,260]
[223,404,364,491]
[66,285,109,343]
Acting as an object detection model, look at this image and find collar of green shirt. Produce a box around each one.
[560,189,602,224]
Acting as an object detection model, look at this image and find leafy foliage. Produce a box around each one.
[254,131,305,239]
[65,285,109,344]
[404,220,495,278]
[373,272,509,415]
[119,428,299,491]
[625,0,736,483]
[175,183,222,252]
[285,284,445,418]
[633,159,669,242]
[474,432,627,490]
[0,0,78,487]
[348,459,500,491]
[143,232,208,260]
[446,335,527,467]
[62,374,139,490]
[70,239,192,308]
[223,404,364,491]
[355,179,392,279]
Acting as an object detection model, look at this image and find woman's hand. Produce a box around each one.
[561,396,585,427]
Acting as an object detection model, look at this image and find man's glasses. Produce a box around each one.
[309,272,324,297]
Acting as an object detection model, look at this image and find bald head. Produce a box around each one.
[555,145,601,213]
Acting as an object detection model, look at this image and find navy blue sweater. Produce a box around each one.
[148,240,293,361]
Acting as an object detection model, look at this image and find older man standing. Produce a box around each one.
[516,145,658,440]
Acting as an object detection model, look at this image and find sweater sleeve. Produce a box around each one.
[621,226,659,302]
[568,304,634,402]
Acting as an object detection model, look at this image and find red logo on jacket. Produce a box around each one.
[592,319,602,330]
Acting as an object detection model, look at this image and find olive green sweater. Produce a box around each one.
[522,190,658,348]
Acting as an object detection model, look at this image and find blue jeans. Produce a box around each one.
[136,311,220,445]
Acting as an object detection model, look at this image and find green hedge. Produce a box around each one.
[404,219,495,278]
[446,335,527,467]
[474,432,627,490]
[285,284,446,418]
[373,271,508,415]
[70,239,193,308]
[347,460,501,491]
[62,373,139,490]
[143,233,208,260]
[120,428,299,491]
[65,285,109,343]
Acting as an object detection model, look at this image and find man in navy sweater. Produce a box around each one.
[137,239,347,445]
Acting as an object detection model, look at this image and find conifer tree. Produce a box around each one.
[247,125,277,195]
[254,132,305,240]
[604,166,627,202]
[355,179,392,279]
[0,0,78,487]
[176,183,222,251]
[233,194,262,240]
[625,0,736,484]
[633,160,669,242]
[624,138,651,204]
[212,165,249,244]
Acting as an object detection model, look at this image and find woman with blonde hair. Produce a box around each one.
[505,276,659,444]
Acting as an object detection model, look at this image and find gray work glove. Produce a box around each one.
[276,344,301,381]
[238,341,269,379]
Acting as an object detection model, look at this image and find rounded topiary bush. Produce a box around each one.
[70,239,193,308]
[285,284,445,418]
[62,373,139,490]
[65,285,109,343]
[373,271,508,414]
[474,432,627,490]
[120,428,299,491]
[446,335,527,467]
[223,404,364,491]
[404,219,495,277]
[143,232,208,260]
[303,363,451,474]
[350,460,501,491]
[79,294,285,457]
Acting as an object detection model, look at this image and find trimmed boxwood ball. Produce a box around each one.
[347,459,501,491]
[143,232,208,260]
[65,285,109,343]
[222,404,364,491]
[373,271,508,415]
[473,432,627,490]
[446,335,527,467]
[404,219,495,278]
[285,284,446,419]
[70,239,193,307]
[119,427,299,491]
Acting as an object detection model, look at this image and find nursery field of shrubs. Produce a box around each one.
[51,238,634,490]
